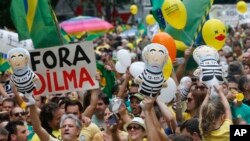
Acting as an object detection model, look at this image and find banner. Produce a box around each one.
[28,42,99,95]
[210,4,250,28]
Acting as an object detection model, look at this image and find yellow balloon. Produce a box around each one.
[202,19,226,50]
[130,5,138,15]
[236,1,248,14]
[161,0,187,29]
[236,93,244,102]
[146,14,156,25]
[163,57,172,80]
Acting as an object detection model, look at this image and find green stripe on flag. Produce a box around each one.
[165,0,214,46]
[10,0,65,48]
[0,56,10,72]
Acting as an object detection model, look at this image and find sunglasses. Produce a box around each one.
[127,125,142,131]
[13,112,27,117]
[191,83,207,91]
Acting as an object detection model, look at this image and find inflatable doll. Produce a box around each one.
[193,45,227,96]
[7,48,39,106]
[135,43,168,97]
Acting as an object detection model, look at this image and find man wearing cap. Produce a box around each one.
[130,93,144,117]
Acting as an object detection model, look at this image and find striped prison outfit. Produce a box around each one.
[199,59,224,83]
[137,69,166,97]
[10,69,36,94]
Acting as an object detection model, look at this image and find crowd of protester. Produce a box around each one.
[0,22,250,141]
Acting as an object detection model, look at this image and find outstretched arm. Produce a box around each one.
[83,88,100,118]
[13,73,50,141]
[215,85,232,120]
[30,104,51,141]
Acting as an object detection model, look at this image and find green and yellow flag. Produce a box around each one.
[165,0,214,47]
[0,54,11,74]
[10,0,65,48]
[96,61,116,99]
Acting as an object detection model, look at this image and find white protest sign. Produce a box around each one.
[28,42,99,96]
[0,29,34,54]
[210,4,250,28]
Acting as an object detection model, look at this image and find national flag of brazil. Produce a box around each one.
[10,0,65,48]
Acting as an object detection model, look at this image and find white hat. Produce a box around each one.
[124,117,146,131]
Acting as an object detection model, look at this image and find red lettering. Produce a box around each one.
[63,70,78,89]
[53,72,64,91]
[33,73,45,95]
[79,67,95,86]
[46,70,52,92]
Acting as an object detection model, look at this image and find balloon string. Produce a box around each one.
[182,29,194,48]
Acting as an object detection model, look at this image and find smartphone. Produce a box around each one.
[107,113,119,125]
[176,57,185,64]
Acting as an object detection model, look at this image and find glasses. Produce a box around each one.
[187,97,193,103]
[13,112,27,117]
[127,125,142,131]
[191,83,207,91]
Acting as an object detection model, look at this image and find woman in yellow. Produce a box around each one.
[199,85,232,141]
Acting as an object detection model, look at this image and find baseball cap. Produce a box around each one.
[124,117,146,131]
[129,93,144,101]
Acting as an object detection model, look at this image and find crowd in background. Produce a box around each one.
[0,22,250,141]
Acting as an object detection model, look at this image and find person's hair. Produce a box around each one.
[40,102,60,138]
[60,114,82,130]
[199,98,225,137]
[5,120,24,141]
[169,134,194,141]
[2,98,16,107]
[228,61,244,76]
[233,41,242,48]
[98,92,110,105]
[180,118,201,139]
[65,100,84,113]
[190,90,206,110]
[58,97,71,108]
[225,52,234,59]
[238,75,250,92]
[227,75,239,84]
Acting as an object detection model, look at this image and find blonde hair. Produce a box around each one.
[199,98,225,137]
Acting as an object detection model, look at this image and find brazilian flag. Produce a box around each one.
[96,61,116,98]
[10,0,65,48]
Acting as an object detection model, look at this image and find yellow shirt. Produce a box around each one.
[79,123,101,141]
[31,130,61,141]
[203,119,232,141]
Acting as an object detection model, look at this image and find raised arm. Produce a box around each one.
[0,83,9,98]
[215,85,232,120]
[175,48,192,82]
[156,99,177,133]
[30,104,51,141]
[142,97,167,141]
[117,70,130,99]
[82,88,100,118]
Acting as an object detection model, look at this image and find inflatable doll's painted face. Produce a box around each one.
[144,43,168,72]
[193,45,219,64]
[8,51,28,70]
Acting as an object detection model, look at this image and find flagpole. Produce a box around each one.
[48,0,65,45]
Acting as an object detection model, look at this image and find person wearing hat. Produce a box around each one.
[130,93,144,117]
[124,117,147,141]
